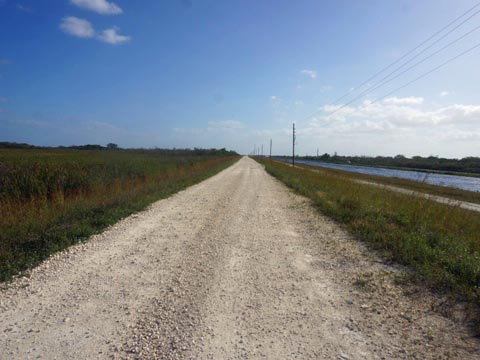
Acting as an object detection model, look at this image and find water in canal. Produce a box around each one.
[277,158,480,192]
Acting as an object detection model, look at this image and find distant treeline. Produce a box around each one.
[0,142,237,156]
[299,153,480,174]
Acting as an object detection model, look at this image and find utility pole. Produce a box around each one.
[269,139,272,158]
[317,147,319,158]
[261,144,263,157]
[292,123,296,168]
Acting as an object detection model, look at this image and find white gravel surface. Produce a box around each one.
[0,157,478,359]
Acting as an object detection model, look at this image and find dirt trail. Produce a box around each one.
[0,157,478,359]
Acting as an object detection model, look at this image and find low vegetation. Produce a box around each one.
[0,148,238,281]
[255,158,480,325]
[290,161,480,205]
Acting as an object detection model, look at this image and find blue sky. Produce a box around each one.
[1,0,480,157]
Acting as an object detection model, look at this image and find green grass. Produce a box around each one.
[286,161,480,205]
[0,149,239,282]
[256,158,480,326]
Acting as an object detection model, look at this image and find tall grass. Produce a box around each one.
[0,149,238,281]
[256,158,480,322]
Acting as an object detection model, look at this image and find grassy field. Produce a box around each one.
[256,158,480,325]
[282,160,480,205]
[0,149,238,282]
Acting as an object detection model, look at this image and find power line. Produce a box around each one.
[323,24,480,118]
[363,10,480,95]
[371,41,480,104]
[330,1,480,106]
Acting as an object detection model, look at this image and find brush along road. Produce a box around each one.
[0,157,478,359]
[279,161,480,213]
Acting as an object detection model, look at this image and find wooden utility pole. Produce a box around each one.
[269,139,272,158]
[261,144,263,157]
[292,123,296,168]
[317,147,319,158]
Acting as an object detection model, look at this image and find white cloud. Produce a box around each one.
[431,104,480,125]
[84,120,122,131]
[383,96,424,105]
[440,91,450,97]
[71,0,122,15]
[295,100,468,156]
[320,98,480,128]
[294,100,304,106]
[440,129,480,142]
[97,27,131,44]
[301,69,317,79]
[270,95,277,100]
[60,19,131,45]
[174,120,247,138]
[319,85,333,92]
[14,119,52,127]
[168,96,480,157]
[207,120,244,129]
[60,17,94,38]
[16,4,32,12]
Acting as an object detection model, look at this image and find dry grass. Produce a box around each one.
[286,160,480,205]
[0,149,238,281]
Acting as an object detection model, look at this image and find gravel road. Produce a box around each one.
[1,157,478,359]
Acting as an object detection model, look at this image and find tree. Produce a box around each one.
[107,143,118,150]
